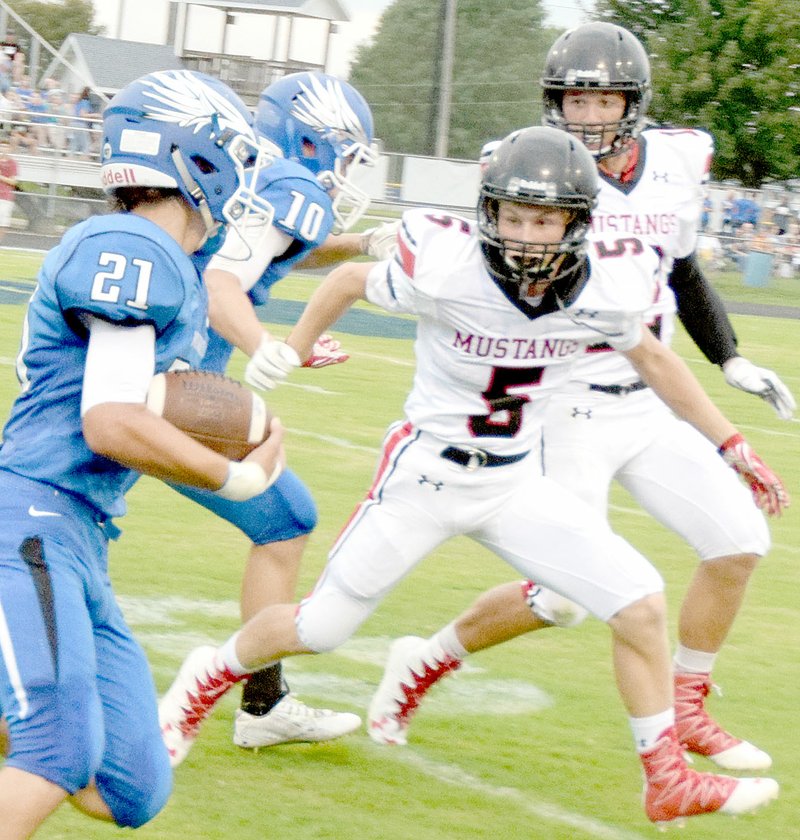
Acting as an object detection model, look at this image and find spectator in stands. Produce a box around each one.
[11,50,25,85]
[25,90,50,151]
[787,222,800,277]
[700,193,712,232]
[728,221,754,268]
[0,140,17,243]
[0,85,11,136]
[771,199,791,236]
[730,191,760,231]
[5,91,37,155]
[697,230,725,271]
[46,89,70,154]
[11,73,33,106]
[39,77,60,100]
[0,53,11,95]
[71,87,98,158]
[721,189,736,233]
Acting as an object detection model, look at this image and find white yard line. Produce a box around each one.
[393,750,650,840]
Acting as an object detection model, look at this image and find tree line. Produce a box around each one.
[350,0,800,188]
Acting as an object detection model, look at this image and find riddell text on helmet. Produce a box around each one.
[101,167,139,187]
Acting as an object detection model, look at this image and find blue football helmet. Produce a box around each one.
[101,69,274,245]
[255,72,377,232]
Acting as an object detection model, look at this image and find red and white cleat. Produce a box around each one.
[641,726,778,826]
[674,672,772,770]
[302,334,349,368]
[159,646,244,768]
[367,635,462,746]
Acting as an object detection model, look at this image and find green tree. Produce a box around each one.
[5,0,101,49]
[349,0,560,158]
[596,0,800,186]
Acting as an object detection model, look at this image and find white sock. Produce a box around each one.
[674,644,717,675]
[630,709,675,753]
[218,632,249,677]
[432,621,469,660]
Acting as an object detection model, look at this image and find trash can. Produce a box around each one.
[742,250,773,287]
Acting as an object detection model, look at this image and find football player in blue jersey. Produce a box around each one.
[158,72,397,760]
[0,70,282,838]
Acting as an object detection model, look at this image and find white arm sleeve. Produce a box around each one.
[81,316,156,415]
[207,223,293,292]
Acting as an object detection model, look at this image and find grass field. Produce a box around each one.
[0,250,798,839]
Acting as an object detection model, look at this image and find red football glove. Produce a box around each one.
[302,334,350,369]
[718,433,790,516]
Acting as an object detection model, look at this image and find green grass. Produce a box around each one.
[0,249,798,839]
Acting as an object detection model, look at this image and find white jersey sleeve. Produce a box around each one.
[365,207,473,318]
[207,223,293,292]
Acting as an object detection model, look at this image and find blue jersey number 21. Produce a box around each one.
[91,252,153,311]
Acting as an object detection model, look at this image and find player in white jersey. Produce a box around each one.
[157,127,786,825]
[365,22,795,771]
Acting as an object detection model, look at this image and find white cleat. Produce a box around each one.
[642,726,779,826]
[719,776,779,815]
[674,672,772,770]
[233,695,361,749]
[159,645,241,768]
[368,635,462,746]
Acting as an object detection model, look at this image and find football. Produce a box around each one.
[146,370,271,460]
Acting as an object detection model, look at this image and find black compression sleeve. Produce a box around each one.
[668,253,738,366]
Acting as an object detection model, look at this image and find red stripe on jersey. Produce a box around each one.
[398,234,416,278]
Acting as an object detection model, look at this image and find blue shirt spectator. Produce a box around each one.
[730,195,760,230]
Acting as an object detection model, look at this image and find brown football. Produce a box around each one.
[146,370,271,460]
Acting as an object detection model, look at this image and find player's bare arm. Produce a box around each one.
[205,267,268,357]
[80,316,284,494]
[295,232,364,268]
[297,221,401,268]
[624,328,788,515]
[287,260,371,362]
[623,328,736,446]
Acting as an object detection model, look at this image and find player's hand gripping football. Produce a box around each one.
[245,335,300,391]
[360,220,401,261]
[719,433,790,516]
[302,334,350,368]
[722,356,796,420]
[243,415,286,486]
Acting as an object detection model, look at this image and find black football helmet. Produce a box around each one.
[477,126,598,306]
[541,22,652,159]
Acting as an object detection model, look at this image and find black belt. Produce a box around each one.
[440,446,530,471]
[588,380,648,396]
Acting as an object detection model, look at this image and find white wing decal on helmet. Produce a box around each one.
[140,71,253,137]
[291,75,368,144]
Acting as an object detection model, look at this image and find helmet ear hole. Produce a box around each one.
[191,155,218,175]
[300,138,318,160]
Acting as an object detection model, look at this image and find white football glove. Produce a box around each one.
[245,336,300,391]
[302,334,350,369]
[722,356,796,420]
[360,221,401,261]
